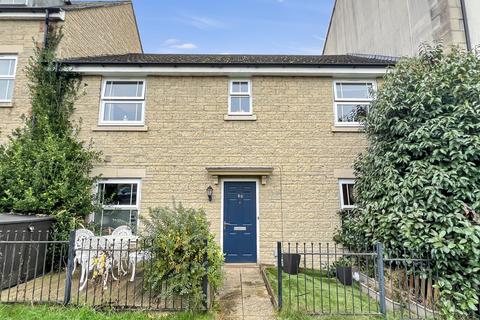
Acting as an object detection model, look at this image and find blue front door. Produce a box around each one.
[223,181,257,263]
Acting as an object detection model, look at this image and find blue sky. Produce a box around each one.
[132,0,335,54]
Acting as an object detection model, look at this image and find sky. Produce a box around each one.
[132,0,335,55]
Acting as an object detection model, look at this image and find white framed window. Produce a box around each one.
[0,55,17,102]
[333,80,375,126]
[94,179,141,235]
[339,179,356,209]
[228,79,252,115]
[99,79,145,125]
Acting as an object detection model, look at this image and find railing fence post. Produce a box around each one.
[201,238,209,311]
[376,242,387,317]
[277,241,283,310]
[63,230,75,305]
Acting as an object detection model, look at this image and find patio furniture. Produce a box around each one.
[72,228,94,274]
[73,226,139,291]
[128,250,151,282]
[79,236,110,291]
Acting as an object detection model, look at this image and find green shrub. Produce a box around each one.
[0,28,100,239]
[142,203,224,311]
[335,45,480,319]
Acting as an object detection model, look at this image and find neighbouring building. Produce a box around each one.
[323,0,480,57]
[57,53,394,264]
[0,1,396,265]
[0,0,142,141]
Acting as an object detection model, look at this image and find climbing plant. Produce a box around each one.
[335,44,480,319]
[0,28,100,239]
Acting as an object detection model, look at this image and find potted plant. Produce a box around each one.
[282,253,301,275]
[334,257,353,286]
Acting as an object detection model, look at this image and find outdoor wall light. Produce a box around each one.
[206,185,213,202]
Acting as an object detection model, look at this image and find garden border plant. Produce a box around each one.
[335,44,480,319]
[141,202,224,311]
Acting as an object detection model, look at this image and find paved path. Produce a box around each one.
[216,265,276,320]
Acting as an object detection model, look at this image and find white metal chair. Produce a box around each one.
[110,226,134,276]
[72,229,94,274]
[111,225,132,237]
[128,250,151,282]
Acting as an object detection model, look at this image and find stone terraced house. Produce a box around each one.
[62,54,394,264]
[0,0,142,131]
[1,1,396,265]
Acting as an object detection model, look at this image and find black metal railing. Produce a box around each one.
[0,230,210,311]
[275,242,441,319]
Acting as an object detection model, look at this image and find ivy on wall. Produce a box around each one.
[0,28,100,239]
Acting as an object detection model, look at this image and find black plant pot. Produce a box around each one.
[336,266,353,286]
[282,253,301,275]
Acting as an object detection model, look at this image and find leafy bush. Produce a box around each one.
[142,203,224,311]
[0,28,100,239]
[335,45,480,319]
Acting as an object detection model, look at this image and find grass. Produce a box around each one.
[277,311,382,320]
[0,304,213,320]
[265,267,380,316]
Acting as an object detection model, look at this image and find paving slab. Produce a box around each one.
[216,265,275,320]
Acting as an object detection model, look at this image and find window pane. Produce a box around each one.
[99,183,138,206]
[337,104,368,123]
[240,96,250,112]
[0,59,15,76]
[342,183,355,206]
[104,81,143,98]
[230,96,250,113]
[232,81,249,93]
[95,209,138,235]
[103,102,142,122]
[336,82,372,99]
[0,79,13,100]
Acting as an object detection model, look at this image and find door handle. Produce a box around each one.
[224,222,234,228]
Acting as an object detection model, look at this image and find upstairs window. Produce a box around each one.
[94,179,141,235]
[229,80,252,115]
[333,81,375,126]
[100,79,145,125]
[0,55,17,102]
[339,179,356,209]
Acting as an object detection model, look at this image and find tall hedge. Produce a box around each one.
[336,45,480,319]
[0,29,100,239]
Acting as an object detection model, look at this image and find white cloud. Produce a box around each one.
[180,15,225,30]
[173,43,197,49]
[163,39,198,50]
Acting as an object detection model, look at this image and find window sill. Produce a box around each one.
[331,126,365,133]
[92,125,148,132]
[224,114,257,121]
[0,102,13,108]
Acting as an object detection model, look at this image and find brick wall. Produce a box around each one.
[0,3,141,143]
[0,20,43,138]
[73,75,373,264]
[57,3,142,58]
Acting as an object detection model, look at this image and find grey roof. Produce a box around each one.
[63,53,396,67]
[62,1,130,11]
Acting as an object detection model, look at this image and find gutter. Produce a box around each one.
[65,64,390,78]
[460,0,472,51]
[0,7,65,20]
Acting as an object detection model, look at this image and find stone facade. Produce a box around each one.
[0,2,142,143]
[57,3,142,58]
[72,75,378,264]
